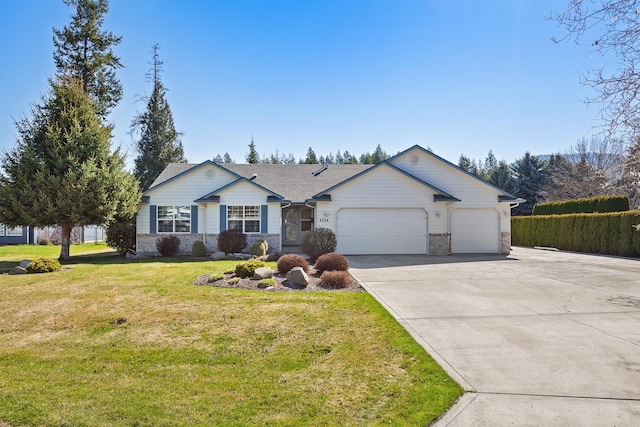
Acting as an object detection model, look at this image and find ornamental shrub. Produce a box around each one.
[235,259,266,278]
[191,240,206,257]
[314,252,349,274]
[301,228,337,258]
[276,254,310,275]
[259,278,276,286]
[106,217,136,256]
[156,235,181,256]
[217,230,247,254]
[27,258,62,274]
[320,271,353,288]
[533,195,629,215]
[249,239,268,256]
[512,211,640,257]
[208,273,224,283]
[38,236,52,245]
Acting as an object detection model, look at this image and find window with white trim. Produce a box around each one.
[157,206,191,233]
[0,224,22,236]
[228,205,260,233]
[6,226,22,236]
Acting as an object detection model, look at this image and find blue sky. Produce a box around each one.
[0,0,606,167]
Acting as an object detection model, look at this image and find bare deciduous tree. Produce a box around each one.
[541,136,628,201]
[551,1,640,137]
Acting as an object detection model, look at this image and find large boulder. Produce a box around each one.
[9,266,28,275]
[253,267,273,280]
[19,259,31,269]
[286,267,309,287]
[210,251,226,261]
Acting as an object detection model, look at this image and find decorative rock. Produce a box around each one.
[194,274,209,286]
[210,251,226,261]
[257,282,270,289]
[9,266,28,275]
[230,253,252,260]
[19,259,31,269]
[286,267,309,287]
[253,267,273,280]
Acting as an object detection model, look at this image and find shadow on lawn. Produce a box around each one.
[59,252,215,266]
[0,252,216,272]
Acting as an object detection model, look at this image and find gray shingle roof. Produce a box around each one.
[148,162,373,202]
[149,163,195,189]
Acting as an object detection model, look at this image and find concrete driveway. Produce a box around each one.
[348,247,640,426]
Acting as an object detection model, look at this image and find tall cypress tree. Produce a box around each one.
[132,44,185,190]
[0,77,140,259]
[53,0,123,118]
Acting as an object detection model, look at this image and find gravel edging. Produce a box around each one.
[194,269,364,292]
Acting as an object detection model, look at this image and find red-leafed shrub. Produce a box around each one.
[314,252,349,274]
[276,254,310,275]
[320,271,353,288]
[217,230,247,254]
[309,251,324,264]
[156,235,181,256]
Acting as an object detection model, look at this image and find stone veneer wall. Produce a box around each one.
[136,233,281,256]
[429,233,450,256]
[501,232,511,255]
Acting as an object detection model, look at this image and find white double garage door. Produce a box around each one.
[335,208,500,255]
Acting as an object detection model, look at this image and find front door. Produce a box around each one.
[282,206,314,246]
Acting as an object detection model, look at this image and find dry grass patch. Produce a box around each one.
[0,249,462,426]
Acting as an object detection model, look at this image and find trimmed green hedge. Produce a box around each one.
[532,195,629,216]
[512,211,640,257]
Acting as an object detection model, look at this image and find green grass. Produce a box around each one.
[0,245,463,426]
[0,243,112,272]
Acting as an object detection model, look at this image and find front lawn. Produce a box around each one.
[0,246,463,426]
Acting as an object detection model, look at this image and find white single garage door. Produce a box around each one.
[336,208,427,255]
[451,209,500,253]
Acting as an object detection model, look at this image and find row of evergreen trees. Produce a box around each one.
[215,140,392,165]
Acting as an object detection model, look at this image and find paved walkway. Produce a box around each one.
[349,247,640,426]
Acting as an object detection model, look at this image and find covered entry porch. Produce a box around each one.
[281,204,315,250]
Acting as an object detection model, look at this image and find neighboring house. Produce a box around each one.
[136,145,522,256]
[0,225,105,245]
[0,225,31,245]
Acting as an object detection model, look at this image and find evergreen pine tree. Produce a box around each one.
[371,144,389,164]
[53,0,123,118]
[132,44,185,191]
[458,154,473,172]
[489,161,517,194]
[512,152,549,215]
[0,77,139,259]
[303,147,318,164]
[246,137,259,164]
[223,152,235,164]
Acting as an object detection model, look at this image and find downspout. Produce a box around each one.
[200,204,208,249]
